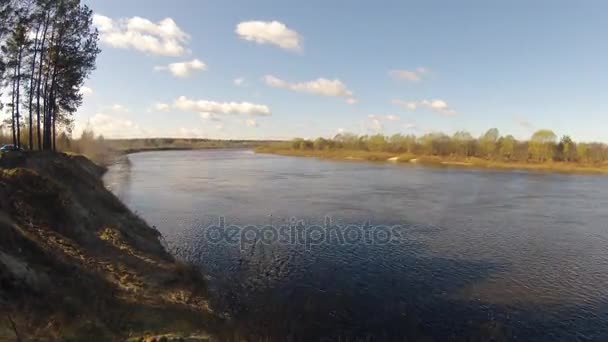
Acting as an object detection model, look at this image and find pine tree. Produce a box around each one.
[0,0,99,151]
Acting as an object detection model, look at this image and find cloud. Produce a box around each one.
[153,102,170,112]
[92,15,113,32]
[111,104,129,112]
[368,114,400,121]
[199,112,221,121]
[234,77,246,86]
[93,14,190,56]
[346,98,357,105]
[420,99,456,115]
[177,127,205,138]
[86,113,142,138]
[80,86,93,96]
[389,67,428,82]
[174,96,271,117]
[245,119,258,127]
[403,123,417,130]
[236,20,301,51]
[515,117,534,129]
[263,75,355,103]
[154,59,206,77]
[392,99,417,110]
[393,98,456,116]
[371,119,382,133]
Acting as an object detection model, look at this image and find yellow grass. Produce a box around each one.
[255,147,608,175]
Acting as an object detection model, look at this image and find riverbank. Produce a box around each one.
[0,151,222,340]
[255,147,608,175]
[68,138,278,167]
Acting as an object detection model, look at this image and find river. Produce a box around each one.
[103,149,608,341]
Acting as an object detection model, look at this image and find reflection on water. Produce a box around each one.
[104,149,608,340]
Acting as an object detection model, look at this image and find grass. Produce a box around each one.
[255,146,608,175]
[0,152,224,340]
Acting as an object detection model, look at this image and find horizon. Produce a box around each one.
[74,0,608,142]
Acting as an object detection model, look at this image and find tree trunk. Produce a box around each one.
[36,15,50,151]
[51,109,56,152]
[28,23,42,150]
[11,66,17,146]
[42,74,49,150]
[51,96,56,152]
[15,47,23,148]
[44,27,61,151]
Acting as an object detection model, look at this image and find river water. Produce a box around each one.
[103,149,608,341]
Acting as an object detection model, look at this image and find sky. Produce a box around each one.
[75,0,608,142]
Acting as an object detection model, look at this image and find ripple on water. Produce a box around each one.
[103,150,608,340]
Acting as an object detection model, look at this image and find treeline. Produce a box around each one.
[290,129,608,164]
[0,0,99,151]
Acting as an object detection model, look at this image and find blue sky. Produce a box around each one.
[77,0,608,142]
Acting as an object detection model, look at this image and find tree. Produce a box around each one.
[0,0,100,151]
[334,132,360,150]
[313,137,330,150]
[498,135,516,160]
[452,131,475,157]
[478,128,500,159]
[291,138,305,149]
[529,129,557,162]
[418,132,451,156]
[367,134,387,152]
[0,0,16,113]
[388,133,416,153]
[556,135,577,162]
[576,143,589,163]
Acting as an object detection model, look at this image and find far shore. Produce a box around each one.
[255,147,608,175]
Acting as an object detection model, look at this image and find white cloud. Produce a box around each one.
[404,123,417,130]
[154,59,206,77]
[393,98,456,116]
[389,67,428,82]
[263,75,355,103]
[177,127,205,138]
[420,99,456,115]
[154,102,170,112]
[515,117,534,129]
[93,14,190,56]
[236,20,301,51]
[346,98,357,105]
[234,77,246,86]
[371,119,382,133]
[111,104,129,112]
[85,113,142,138]
[392,99,417,110]
[92,15,113,32]
[245,119,258,127]
[80,86,93,96]
[368,114,399,121]
[174,96,271,117]
[199,112,221,121]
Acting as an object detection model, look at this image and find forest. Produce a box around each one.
[261,129,608,165]
[0,0,99,151]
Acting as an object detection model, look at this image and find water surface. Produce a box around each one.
[104,149,608,340]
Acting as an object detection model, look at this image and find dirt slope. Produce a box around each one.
[0,152,219,341]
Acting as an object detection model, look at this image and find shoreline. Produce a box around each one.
[255,148,608,175]
[0,152,218,340]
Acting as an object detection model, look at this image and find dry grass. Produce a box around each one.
[256,147,608,175]
[0,152,222,340]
